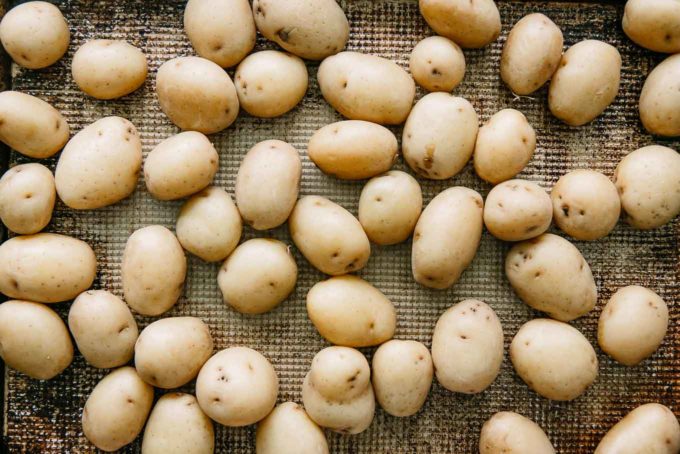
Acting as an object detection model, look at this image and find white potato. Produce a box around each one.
[623,0,680,54]
[0,163,55,234]
[639,53,680,137]
[409,36,466,92]
[480,411,555,454]
[419,0,501,48]
[256,402,329,454]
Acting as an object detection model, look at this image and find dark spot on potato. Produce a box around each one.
[521,137,528,144]
[55,120,61,130]
[24,193,32,199]
[561,205,569,217]
[20,53,29,61]
[342,81,348,89]
[534,271,541,278]
[332,251,339,258]
[213,43,223,52]
[127,398,134,404]
[276,28,291,42]
[460,334,468,340]
[213,397,220,402]
[247,363,254,371]
[579,209,585,215]
[424,144,435,168]
[418,355,424,361]
[431,67,441,76]
[268,281,276,287]
[375,196,382,202]
[9,278,18,289]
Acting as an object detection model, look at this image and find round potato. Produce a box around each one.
[218,238,297,314]
[196,347,279,427]
[639,53,680,137]
[56,116,142,209]
[403,92,479,179]
[614,145,680,229]
[68,290,138,369]
[412,187,483,289]
[235,139,301,229]
[409,36,466,92]
[289,195,370,275]
[122,225,187,316]
[0,163,55,234]
[156,56,239,134]
[480,411,555,454]
[622,0,680,54]
[256,402,329,454]
[0,300,72,380]
[318,51,416,125]
[548,40,621,126]
[419,0,501,48]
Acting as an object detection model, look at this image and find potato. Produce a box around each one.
[184,0,255,68]
[419,0,501,48]
[135,317,213,389]
[307,275,396,347]
[318,52,416,125]
[144,131,218,201]
[598,285,668,366]
[510,318,598,401]
[358,170,422,245]
[156,56,239,134]
[0,300,73,380]
[252,0,349,60]
[256,402,329,454]
[432,300,503,393]
[196,347,279,427]
[0,91,69,159]
[623,0,680,54]
[302,346,375,434]
[372,340,433,417]
[505,233,597,321]
[289,195,370,275]
[142,393,215,454]
[614,145,680,229]
[480,411,555,454]
[55,116,142,209]
[548,40,621,126]
[0,233,96,303]
[409,36,466,92]
[82,367,154,452]
[639,54,680,137]
[551,170,620,240]
[473,109,536,184]
[594,403,680,454]
[483,179,552,242]
[500,13,563,95]
[0,1,69,69]
[235,139,301,229]
[218,238,297,314]
[68,290,138,369]
[176,186,242,262]
[122,225,187,316]
[402,92,478,179]
[412,187,483,289]
[0,163,55,234]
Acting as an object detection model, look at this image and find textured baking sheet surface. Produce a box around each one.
[3,0,679,452]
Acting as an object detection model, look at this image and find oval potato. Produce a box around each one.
[419,0,501,48]
[480,411,555,454]
[622,0,680,54]
[639,53,680,137]
[256,402,329,454]
[0,163,55,234]
[409,36,466,92]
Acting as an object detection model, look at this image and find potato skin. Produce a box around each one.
[419,0,501,48]
[409,36,466,92]
[639,53,680,137]
[0,163,55,234]
[622,0,680,54]
[256,402,329,454]
[480,411,555,454]
[0,300,73,380]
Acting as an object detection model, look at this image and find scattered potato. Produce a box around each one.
[256,402,329,454]
[639,53,680,137]
[419,0,501,48]
[622,0,680,54]
[0,163,55,234]
[409,36,466,92]
[480,411,555,454]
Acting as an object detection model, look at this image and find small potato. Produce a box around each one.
[598,285,669,366]
[358,170,422,245]
[510,319,598,401]
[505,233,597,321]
[68,290,138,369]
[412,187,483,289]
[0,1,69,69]
[235,139,301,229]
[473,109,536,184]
[431,300,504,394]
[0,91,69,159]
[306,275,396,347]
[252,0,349,60]
[402,92,479,179]
[639,54,680,137]
[308,120,398,180]
[142,393,215,454]
[614,145,680,229]
[419,0,501,48]
[483,179,552,242]
[0,300,73,380]
[0,163,55,234]
[623,0,680,54]
[82,367,154,452]
[409,36,466,92]
[372,340,433,417]
[196,347,279,427]
[184,0,256,68]
[56,116,142,209]
[318,52,416,125]
[156,56,239,134]
[256,402,329,454]
[548,40,621,126]
[176,186,242,262]
[501,13,563,95]
[218,238,297,314]
[122,225,187,316]
[551,170,620,240]
[480,411,555,454]
[289,195,370,275]
[0,233,96,303]
[135,317,213,389]
[144,131,218,201]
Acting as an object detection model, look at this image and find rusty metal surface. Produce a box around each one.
[2,0,679,452]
